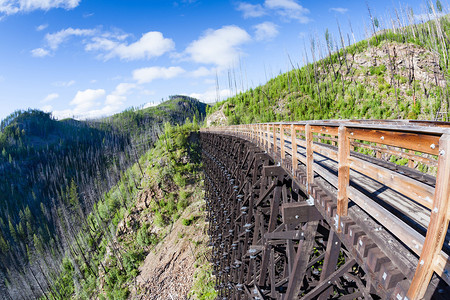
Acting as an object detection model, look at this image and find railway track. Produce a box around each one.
[201,120,450,299]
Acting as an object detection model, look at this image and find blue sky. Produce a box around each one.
[0,0,438,120]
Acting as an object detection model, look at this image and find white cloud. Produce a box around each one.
[46,27,96,50]
[36,24,48,31]
[254,22,279,41]
[70,89,105,111]
[133,66,185,84]
[41,93,59,103]
[31,47,50,57]
[265,0,310,23]
[236,2,266,18]
[52,79,75,87]
[106,82,136,105]
[236,0,310,23]
[54,88,107,119]
[86,31,175,60]
[53,83,140,119]
[189,66,214,78]
[0,0,80,16]
[185,25,251,68]
[34,28,174,61]
[330,7,348,14]
[189,88,233,103]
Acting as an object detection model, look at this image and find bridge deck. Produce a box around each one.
[202,120,450,299]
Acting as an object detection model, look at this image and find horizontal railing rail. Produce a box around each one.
[201,120,450,299]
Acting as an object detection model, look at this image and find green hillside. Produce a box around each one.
[0,96,207,299]
[208,14,450,125]
[45,121,214,299]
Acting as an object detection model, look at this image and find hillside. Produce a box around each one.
[0,96,207,299]
[44,121,215,299]
[207,15,450,125]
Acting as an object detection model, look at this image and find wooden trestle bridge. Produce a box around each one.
[200,120,450,300]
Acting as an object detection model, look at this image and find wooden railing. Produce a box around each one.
[202,119,450,299]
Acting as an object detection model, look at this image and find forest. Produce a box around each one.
[0,96,206,299]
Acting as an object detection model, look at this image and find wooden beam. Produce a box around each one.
[302,258,356,300]
[337,125,350,232]
[347,128,440,156]
[280,124,285,159]
[318,231,342,300]
[351,141,438,167]
[291,124,298,173]
[285,221,319,299]
[407,134,450,299]
[349,155,435,210]
[273,124,277,153]
[267,123,270,151]
[306,124,313,194]
[310,125,339,136]
[281,202,323,225]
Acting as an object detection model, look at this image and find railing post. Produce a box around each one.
[305,124,313,194]
[280,124,285,160]
[273,124,277,154]
[291,124,297,173]
[337,125,350,233]
[252,124,255,142]
[258,124,261,146]
[266,124,270,151]
[407,134,450,299]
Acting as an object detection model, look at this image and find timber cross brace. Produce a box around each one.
[200,119,450,300]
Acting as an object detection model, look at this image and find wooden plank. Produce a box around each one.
[281,202,323,224]
[349,155,435,210]
[262,165,286,177]
[434,252,450,286]
[347,128,440,155]
[293,124,306,132]
[312,144,338,161]
[291,124,298,173]
[280,124,285,159]
[267,123,270,151]
[309,158,443,267]
[407,134,450,299]
[348,186,426,256]
[310,125,339,136]
[273,124,276,153]
[306,124,314,193]
[264,230,304,240]
[337,126,350,232]
[351,141,438,167]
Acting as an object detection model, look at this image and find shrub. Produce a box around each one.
[173,172,186,188]
[136,223,158,247]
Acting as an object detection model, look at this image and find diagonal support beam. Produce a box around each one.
[318,231,342,300]
[285,221,319,299]
[301,258,356,300]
